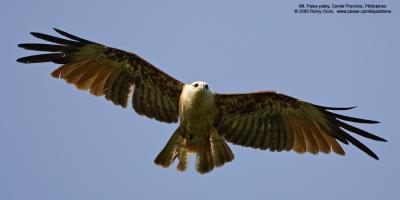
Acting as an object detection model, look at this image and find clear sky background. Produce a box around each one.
[1,0,399,199]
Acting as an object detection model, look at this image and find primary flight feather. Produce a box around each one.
[17,29,386,174]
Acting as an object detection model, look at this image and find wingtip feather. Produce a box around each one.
[53,28,64,35]
[316,105,357,111]
[371,153,379,160]
[16,57,28,63]
[53,28,93,43]
[30,32,38,36]
[30,32,43,38]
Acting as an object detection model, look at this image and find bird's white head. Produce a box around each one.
[181,81,215,111]
[190,81,210,92]
[182,81,214,100]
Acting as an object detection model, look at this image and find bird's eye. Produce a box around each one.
[205,84,209,89]
[193,83,199,87]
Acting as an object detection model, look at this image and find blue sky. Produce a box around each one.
[1,0,399,199]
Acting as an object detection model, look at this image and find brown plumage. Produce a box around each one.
[17,29,386,174]
[215,92,384,159]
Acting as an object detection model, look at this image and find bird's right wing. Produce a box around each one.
[214,91,386,159]
[18,29,184,123]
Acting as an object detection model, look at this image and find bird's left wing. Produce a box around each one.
[214,91,386,159]
[17,29,184,123]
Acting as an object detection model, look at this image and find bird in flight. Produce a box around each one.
[17,29,386,174]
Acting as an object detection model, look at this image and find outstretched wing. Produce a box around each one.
[17,28,184,123]
[214,91,386,159]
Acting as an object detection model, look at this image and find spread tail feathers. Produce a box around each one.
[154,127,234,174]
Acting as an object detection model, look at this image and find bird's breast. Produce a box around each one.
[179,89,216,131]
